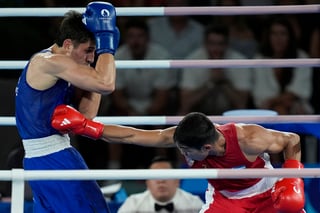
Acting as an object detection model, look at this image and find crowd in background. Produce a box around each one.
[0,0,319,197]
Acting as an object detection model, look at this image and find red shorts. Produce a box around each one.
[202,189,277,213]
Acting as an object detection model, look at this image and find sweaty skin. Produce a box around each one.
[98,122,301,164]
[27,41,116,119]
[176,123,300,163]
[235,124,301,162]
[99,125,176,147]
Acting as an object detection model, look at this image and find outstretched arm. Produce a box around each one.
[101,125,175,147]
[51,104,175,147]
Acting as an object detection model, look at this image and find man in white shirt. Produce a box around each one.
[178,24,252,115]
[113,19,176,116]
[118,156,204,213]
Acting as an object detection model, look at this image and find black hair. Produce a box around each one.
[260,15,298,59]
[124,18,150,35]
[149,155,174,168]
[259,15,298,92]
[204,24,229,41]
[173,112,218,150]
[55,10,95,47]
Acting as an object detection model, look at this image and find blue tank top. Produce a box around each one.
[15,49,74,139]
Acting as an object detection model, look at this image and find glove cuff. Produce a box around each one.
[95,29,120,55]
[283,159,304,169]
[83,120,104,140]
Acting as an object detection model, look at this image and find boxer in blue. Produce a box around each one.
[15,2,119,212]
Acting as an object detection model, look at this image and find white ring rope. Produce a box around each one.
[1,168,320,181]
[4,168,319,213]
[0,5,319,17]
[1,59,319,70]
[1,115,320,126]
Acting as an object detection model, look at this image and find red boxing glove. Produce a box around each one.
[51,105,104,140]
[271,159,305,213]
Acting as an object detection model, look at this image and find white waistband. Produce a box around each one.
[219,176,279,199]
[22,134,71,158]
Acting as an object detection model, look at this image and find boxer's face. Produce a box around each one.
[70,41,96,65]
[63,39,95,66]
[177,144,209,161]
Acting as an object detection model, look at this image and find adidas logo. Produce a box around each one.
[60,118,71,126]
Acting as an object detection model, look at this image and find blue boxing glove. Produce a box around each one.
[82,1,120,55]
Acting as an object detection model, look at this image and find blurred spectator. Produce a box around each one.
[273,0,306,48]
[147,0,205,110]
[148,0,204,60]
[108,19,176,169]
[118,156,204,213]
[178,24,253,115]
[112,18,175,116]
[251,16,313,115]
[213,0,258,59]
[308,26,319,60]
[310,26,320,114]
[307,13,320,164]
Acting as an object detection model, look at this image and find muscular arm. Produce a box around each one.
[74,54,116,117]
[237,124,301,161]
[27,49,116,118]
[28,52,116,95]
[100,125,176,147]
[235,125,304,213]
[73,88,101,119]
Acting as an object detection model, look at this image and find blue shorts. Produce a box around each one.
[24,147,109,213]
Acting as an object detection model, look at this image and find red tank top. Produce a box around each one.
[192,123,265,191]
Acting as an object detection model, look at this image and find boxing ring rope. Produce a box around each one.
[1,115,320,126]
[1,168,320,213]
[2,168,320,181]
[1,58,319,70]
[1,4,319,213]
[0,5,319,17]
